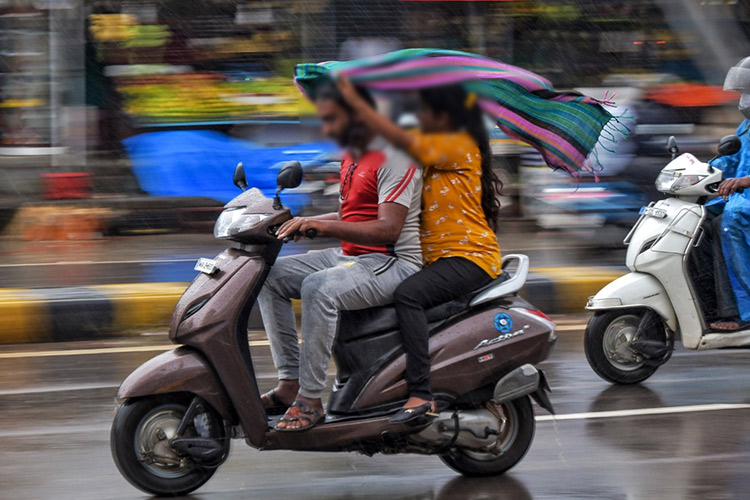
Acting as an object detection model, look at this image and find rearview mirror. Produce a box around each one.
[277,161,303,190]
[667,136,679,159]
[233,162,248,191]
[718,135,741,157]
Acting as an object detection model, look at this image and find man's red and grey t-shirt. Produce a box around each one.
[339,137,422,269]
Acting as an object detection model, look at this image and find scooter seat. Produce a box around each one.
[338,271,511,343]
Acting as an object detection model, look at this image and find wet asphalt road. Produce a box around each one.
[2,318,750,500]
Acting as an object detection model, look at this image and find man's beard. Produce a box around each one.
[335,120,369,150]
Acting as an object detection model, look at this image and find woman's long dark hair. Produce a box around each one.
[419,85,503,230]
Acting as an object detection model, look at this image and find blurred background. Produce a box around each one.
[4,3,750,499]
[2,0,748,253]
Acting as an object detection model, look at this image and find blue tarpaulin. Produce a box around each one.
[710,119,750,322]
[123,130,337,214]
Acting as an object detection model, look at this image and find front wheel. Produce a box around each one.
[584,310,660,384]
[111,394,227,497]
[440,396,535,477]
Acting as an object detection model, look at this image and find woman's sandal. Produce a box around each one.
[274,400,325,432]
[389,402,439,425]
[260,389,291,416]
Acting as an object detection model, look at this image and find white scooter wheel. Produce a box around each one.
[584,310,660,384]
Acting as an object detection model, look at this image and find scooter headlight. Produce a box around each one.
[655,171,706,193]
[214,209,271,239]
[672,174,706,191]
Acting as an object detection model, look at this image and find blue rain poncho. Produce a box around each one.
[710,119,750,322]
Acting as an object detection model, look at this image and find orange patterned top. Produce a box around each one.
[408,131,502,278]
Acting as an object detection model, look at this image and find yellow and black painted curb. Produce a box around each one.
[0,267,625,344]
[521,267,626,315]
[0,283,186,344]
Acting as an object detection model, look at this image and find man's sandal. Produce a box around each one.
[274,400,325,432]
[260,389,291,416]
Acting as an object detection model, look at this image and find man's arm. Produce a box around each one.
[276,203,406,244]
[274,206,342,240]
[307,212,340,221]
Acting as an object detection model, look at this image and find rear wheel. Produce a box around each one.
[584,310,661,384]
[111,394,227,497]
[439,396,535,477]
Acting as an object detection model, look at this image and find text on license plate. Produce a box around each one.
[194,258,220,275]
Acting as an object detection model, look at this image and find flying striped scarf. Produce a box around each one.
[294,48,623,176]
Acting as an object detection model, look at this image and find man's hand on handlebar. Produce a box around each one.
[276,217,323,241]
[718,176,750,201]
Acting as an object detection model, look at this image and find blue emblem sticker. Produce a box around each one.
[494,313,513,333]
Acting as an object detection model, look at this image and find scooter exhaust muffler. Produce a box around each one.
[410,409,501,450]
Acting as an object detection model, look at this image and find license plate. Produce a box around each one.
[194,258,220,275]
[639,206,667,219]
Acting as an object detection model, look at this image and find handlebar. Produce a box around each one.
[281,228,317,243]
[707,182,745,196]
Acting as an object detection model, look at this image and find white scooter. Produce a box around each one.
[584,134,746,384]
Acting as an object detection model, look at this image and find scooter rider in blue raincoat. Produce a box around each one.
[705,57,750,331]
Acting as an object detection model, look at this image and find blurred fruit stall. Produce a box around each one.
[87,4,305,129]
[113,72,300,125]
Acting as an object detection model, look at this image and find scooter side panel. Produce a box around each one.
[586,272,677,331]
[116,346,236,423]
[170,248,262,340]
[170,247,276,448]
[352,301,555,411]
[631,202,706,349]
[626,199,700,268]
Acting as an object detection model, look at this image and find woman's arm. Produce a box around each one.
[337,75,416,152]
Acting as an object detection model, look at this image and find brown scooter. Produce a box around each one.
[111,162,557,496]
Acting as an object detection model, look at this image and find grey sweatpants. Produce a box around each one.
[258,247,418,399]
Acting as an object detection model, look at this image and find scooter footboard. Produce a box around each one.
[586,272,677,331]
[117,346,236,424]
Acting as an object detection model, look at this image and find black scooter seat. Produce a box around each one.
[338,272,510,342]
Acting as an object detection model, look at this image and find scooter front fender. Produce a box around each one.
[117,346,236,424]
[586,272,677,332]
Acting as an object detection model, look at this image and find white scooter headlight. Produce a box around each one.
[655,171,706,193]
[214,209,271,239]
[671,174,706,191]
[655,171,679,192]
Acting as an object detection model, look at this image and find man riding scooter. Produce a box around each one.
[693,57,750,331]
[257,81,422,431]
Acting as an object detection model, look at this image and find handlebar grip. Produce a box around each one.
[281,228,317,244]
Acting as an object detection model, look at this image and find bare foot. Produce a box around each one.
[402,397,436,412]
[275,394,324,431]
[711,320,743,331]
